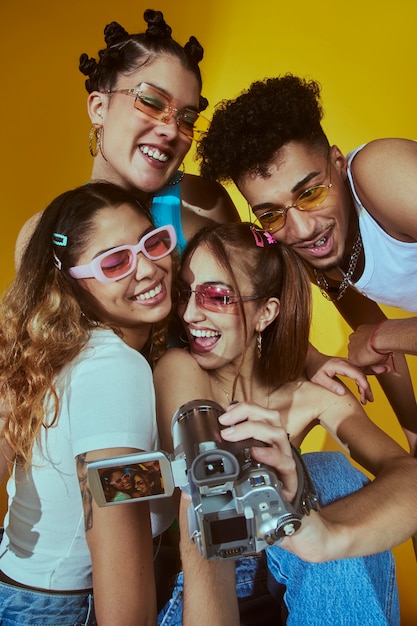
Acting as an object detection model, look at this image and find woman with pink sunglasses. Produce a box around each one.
[154,222,417,626]
[0,182,176,625]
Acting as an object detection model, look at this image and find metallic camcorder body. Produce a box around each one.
[171,400,318,560]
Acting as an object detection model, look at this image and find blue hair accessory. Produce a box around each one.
[52,233,68,247]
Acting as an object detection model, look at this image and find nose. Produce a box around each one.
[134,253,157,281]
[161,106,179,124]
[181,292,205,325]
[155,108,180,139]
[283,205,318,240]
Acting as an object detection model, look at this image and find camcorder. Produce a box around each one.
[88,400,318,560]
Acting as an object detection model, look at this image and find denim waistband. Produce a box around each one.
[0,570,92,595]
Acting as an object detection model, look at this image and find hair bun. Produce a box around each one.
[144,8,172,39]
[184,36,204,64]
[78,53,98,77]
[104,21,130,47]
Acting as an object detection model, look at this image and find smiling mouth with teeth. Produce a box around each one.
[140,145,169,162]
[135,283,163,301]
[189,328,221,339]
[309,236,327,248]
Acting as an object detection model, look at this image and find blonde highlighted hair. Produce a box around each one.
[0,182,167,469]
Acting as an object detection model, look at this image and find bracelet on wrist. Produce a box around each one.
[369,320,389,356]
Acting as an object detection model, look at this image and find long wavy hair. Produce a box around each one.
[180,222,312,391]
[0,182,169,469]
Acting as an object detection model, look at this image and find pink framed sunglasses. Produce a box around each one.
[69,225,176,283]
[178,283,261,314]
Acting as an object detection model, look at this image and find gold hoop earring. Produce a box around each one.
[256,332,262,359]
[89,124,102,157]
[167,162,185,186]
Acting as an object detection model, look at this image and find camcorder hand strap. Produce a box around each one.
[290,444,320,517]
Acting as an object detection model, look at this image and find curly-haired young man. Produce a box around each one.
[198,74,417,455]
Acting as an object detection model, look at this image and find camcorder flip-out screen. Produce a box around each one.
[87,451,175,507]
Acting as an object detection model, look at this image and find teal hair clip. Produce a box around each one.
[52,233,68,247]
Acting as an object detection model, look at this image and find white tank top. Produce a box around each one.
[347,144,417,312]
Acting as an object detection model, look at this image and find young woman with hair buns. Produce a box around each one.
[15,8,239,265]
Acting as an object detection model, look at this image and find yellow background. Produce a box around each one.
[1,0,416,620]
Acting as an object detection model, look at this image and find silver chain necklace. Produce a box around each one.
[313,230,363,302]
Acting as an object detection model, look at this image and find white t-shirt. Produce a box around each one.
[0,329,172,590]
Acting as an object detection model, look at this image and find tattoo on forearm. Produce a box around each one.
[76,453,93,532]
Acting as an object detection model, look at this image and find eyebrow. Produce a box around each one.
[134,81,200,112]
[181,280,236,291]
[204,281,234,289]
[133,80,164,94]
[252,170,321,212]
[91,225,154,259]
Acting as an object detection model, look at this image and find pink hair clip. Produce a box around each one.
[250,225,277,247]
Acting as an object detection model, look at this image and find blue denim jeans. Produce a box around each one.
[0,581,97,626]
[158,553,273,626]
[267,452,399,626]
[158,452,400,626]
[0,523,97,626]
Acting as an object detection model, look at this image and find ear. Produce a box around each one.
[330,144,348,180]
[87,91,109,124]
[255,297,280,333]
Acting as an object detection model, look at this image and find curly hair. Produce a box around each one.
[0,182,168,470]
[197,74,329,182]
[79,8,208,111]
[180,222,311,392]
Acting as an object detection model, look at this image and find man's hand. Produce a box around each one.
[306,344,374,404]
[348,323,395,371]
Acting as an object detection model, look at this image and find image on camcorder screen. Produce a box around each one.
[98,460,165,502]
